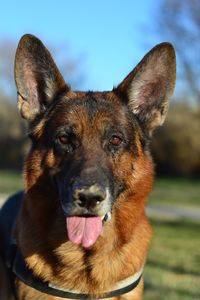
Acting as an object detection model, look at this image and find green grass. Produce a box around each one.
[144,218,200,300]
[0,170,22,194]
[150,177,200,207]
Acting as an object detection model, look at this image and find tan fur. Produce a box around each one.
[14,130,153,299]
[0,35,176,300]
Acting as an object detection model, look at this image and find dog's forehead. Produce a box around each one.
[50,91,128,125]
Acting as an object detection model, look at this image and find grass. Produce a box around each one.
[150,177,200,207]
[0,170,22,194]
[144,218,200,300]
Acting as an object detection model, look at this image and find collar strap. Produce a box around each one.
[10,246,143,299]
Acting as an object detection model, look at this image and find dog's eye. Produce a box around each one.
[55,132,80,154]
[57,135,69,145]
[109,135,123,146]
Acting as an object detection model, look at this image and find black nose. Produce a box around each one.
[73,184,106,210]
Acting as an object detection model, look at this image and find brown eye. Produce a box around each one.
[109,135,123,146]
[58,135,68,145]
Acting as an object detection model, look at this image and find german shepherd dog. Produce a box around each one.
[0,35,176,300]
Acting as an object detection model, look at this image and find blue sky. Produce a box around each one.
[1,0,164,91]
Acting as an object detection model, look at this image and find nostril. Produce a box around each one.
[78,193,88,207]
[90,195,104,204]
[94,196,103,204]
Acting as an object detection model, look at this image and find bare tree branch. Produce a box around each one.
[154,0,200,104]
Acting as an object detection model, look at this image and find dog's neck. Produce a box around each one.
[12,244,144,299]
[16,194,151,296]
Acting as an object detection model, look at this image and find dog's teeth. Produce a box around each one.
[107,212,111,221]
[102,212,111,222]
[100,212,112,222]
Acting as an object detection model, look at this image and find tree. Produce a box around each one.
[147,0,200,176]
[154,0,200,104]
[151,102,200,176]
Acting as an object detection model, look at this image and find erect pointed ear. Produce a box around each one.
[115,43,176,136]
[14,34,69,121]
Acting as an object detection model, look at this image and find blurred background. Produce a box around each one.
[0,0,199,299]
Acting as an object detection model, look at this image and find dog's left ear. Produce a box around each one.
[15,34,69,121]
[116,43,176,136]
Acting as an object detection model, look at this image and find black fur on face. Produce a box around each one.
[39,93,141,217]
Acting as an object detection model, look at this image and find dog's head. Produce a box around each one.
[15,35,176,248]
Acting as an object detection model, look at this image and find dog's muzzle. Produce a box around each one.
[56,179,112,248]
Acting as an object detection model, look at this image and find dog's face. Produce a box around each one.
[15,35,176,248]
[49,95,134,216]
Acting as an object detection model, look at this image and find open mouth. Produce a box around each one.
[66,212,111,248]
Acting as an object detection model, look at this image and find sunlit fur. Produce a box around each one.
[0,35,175,300]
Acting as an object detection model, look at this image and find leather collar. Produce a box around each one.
[9,244,143,299]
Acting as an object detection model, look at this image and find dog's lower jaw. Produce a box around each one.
[15,204,151,300]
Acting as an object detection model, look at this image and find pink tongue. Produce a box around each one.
[66,216,102,248]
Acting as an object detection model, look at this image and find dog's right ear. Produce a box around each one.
[115,43,176,136]
[15,34,69,121]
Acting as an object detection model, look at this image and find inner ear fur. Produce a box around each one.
[15,34,69,121]
[115,43,176,135]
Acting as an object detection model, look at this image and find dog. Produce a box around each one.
[0,34,176,300]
